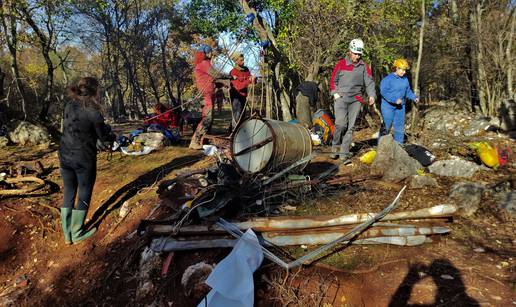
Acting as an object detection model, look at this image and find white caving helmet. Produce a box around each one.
[349,38,364,54]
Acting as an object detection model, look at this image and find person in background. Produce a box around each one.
[379,58,419,143]
[229,53,256,128]
[295,81,319,128]
[329,38,376,161]
[190,44,234,149]
[214,87,225,114]
[144,102,179,129]
[59,77,114,244]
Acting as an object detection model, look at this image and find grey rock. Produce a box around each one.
[371,135,423,181]
[428,159,483,178]
[449,182,485,216]
[410,175,439,189]
[494,191,516,217]
[134,132,166,149]
[463,116,495,136]
[421,106,471,134]
[8,121,50,146]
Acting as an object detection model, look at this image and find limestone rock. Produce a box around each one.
[409,175,439,189]
[8,121,50,146]
[449,182,485,216]
[429,159,484,178]
[134,132,166,149]
[463,116,498,136]
[494,191,516,217]
[371,135,422,181]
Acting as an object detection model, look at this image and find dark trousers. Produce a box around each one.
[60,161,96,210]
[231,94,246,127]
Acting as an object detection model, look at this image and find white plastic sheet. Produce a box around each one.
[202,145,219,156]
[197,229,264,307]
[120,145,155,156]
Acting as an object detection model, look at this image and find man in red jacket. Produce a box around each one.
[230,53,256,128]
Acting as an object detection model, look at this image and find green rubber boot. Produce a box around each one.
[60,207,73,245]
[71,209,97,243]
[329,146,339,159]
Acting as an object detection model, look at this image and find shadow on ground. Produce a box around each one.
[389,258,479,307]
[86,154,203,230]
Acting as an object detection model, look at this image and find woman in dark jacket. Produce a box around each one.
[59,77,113,244]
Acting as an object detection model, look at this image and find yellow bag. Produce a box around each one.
[468,142,499,168]
[359,150,377,164]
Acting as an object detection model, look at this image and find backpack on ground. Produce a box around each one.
[312,109,335,145]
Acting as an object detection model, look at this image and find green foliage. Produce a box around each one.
[181,0,243,37]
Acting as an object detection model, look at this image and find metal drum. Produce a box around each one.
[231,118,312,174]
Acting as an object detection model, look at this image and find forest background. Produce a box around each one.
[0,0,514,130]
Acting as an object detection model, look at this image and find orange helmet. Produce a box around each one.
[393,58,409,70]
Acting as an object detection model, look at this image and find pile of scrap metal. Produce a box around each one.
[138,118,456,269]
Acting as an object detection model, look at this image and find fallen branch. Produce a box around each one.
[0,176,46,196]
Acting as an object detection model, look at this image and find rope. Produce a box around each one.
[145,37,249,123]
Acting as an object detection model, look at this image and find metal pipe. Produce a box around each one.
[236,204,457,230]
[218,186,407,270]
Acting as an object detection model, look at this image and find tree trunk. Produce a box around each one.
[239,0,292,121]
[507,7,515,99]
[18,4,56,121]
[471,1,489,115]
[145,62,161,106]
[0,67,5,98]
[411,0,425,130]
[0,3,27,117]
[161,45,177,106]
[39,51,55,120]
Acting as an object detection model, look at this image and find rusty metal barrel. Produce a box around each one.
[231,118,312,174]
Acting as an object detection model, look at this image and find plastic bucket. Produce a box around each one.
[231,118,312,174]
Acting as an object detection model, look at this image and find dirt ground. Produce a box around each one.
[0,108,515,306]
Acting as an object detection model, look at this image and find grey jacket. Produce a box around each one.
[330,57,376,103]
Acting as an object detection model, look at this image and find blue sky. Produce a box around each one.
[212,32,263,76]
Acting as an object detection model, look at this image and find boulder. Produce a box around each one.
[371,135,423,181]
[421,106,471,136]
[449,182,485,216]
[134,132,166,149]
[494,191,516,217]
[428,159,484,178]
[463,116,498,136]
[8,120,50,146]
[409,175,439,189]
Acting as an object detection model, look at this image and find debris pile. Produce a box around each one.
[138,119,455,270]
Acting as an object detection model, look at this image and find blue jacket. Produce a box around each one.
[380,73,417,106]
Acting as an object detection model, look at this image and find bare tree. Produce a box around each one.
[0,0,27,117]
[411,0,426,130]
